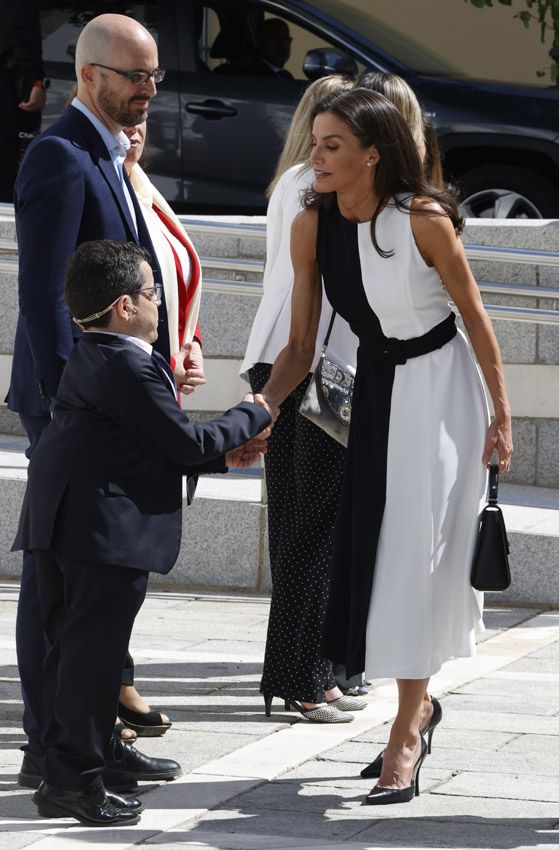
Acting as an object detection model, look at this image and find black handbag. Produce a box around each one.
[470,463,511,591]
[298,310,353,447]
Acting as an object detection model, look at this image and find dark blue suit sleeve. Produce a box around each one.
[108,351,271,467]
[15,136,85,399]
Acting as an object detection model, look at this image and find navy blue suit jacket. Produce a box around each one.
[13,333,271,574]
[7,105,170,417]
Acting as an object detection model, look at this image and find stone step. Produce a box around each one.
[0,435,269,594]
[0,436,557,605]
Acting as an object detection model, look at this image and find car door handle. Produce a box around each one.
[184,100,238,120]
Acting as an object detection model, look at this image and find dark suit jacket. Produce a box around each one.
[13,333,271,574]
[7,104,170,417]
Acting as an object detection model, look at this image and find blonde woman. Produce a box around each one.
[242,75,361,722]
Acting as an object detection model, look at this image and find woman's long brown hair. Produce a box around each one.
[304,88,463,258]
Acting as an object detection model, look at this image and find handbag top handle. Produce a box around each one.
[322,309,337,351]
[488,462,499,505]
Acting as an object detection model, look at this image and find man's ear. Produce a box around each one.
[114,295,137,321]
[80,64,96,86]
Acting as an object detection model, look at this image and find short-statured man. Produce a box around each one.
[14,239,273,826]
[7,13,185,786]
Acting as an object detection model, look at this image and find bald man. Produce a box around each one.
[7,13,181,801]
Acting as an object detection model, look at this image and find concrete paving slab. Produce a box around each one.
[435,693,558,717]
[453,676,559,699]
[206,771,452,814]
[316,742,559,778]
[131,729,275,774]
[186,807,368,842]
[279,760,451,790]
[355,817,557,849]
[424,747,559,778]
[173,718,292,736]
[432,770,559,802]
[440,709,559,736]
[0,834,45,850]
[257,786,559,826]
[500,734,559,759]
[348,727,517,752]
[501,656,559,674]
[530,642,559,659]
[143,830,365,849]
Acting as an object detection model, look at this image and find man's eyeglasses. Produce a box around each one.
[90,63,165,85]
[128,284,163,305]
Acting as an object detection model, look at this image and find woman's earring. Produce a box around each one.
[366,161,372,167]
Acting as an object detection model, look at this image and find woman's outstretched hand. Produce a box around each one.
[482,416,513,472]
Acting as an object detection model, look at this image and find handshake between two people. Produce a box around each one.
[172,344,279,468]
[225,392,280,469]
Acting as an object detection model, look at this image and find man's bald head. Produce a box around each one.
[75,14,157,74]
[74,13,159,134]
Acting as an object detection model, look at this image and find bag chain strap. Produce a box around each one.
[321,309,336,352]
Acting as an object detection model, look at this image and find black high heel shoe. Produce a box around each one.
[360,696,442,779]
[364,736,427,805]
[263,693,291,717]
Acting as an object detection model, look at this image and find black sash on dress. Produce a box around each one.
[321,312,458,676]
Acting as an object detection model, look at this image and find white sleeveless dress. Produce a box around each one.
[318,197,490,680]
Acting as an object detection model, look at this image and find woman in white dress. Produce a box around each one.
[260,88,512,804]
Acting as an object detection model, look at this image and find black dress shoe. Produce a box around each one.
[106,791,144,812]
[18,747,43,789]
[106,741,182,782]
[17,746,138,793]
[32,782,141,826]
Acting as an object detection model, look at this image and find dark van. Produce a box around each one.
[39,0,559,217]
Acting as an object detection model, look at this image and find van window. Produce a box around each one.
[197,1,360,80]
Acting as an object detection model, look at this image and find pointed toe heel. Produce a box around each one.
[364,737,427,806]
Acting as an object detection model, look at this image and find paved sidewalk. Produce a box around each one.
[1,582,558,850]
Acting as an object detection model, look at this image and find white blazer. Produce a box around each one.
[241,163,358,378]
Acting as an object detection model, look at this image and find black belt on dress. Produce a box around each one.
[358,312,457,366]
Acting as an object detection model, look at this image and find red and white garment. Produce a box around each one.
[130,164,202,371]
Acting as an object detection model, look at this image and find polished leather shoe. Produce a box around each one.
[18,747,43,789]
[106,791,144,812]
[106,741,182,782]
[32,782,141,826]
[17,746,138,793]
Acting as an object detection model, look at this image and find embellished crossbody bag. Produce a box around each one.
[298,310,354,447]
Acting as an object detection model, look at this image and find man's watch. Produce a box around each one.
[32,78,51,90]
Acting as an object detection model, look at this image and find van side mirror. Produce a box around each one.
[303,48,358,81]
